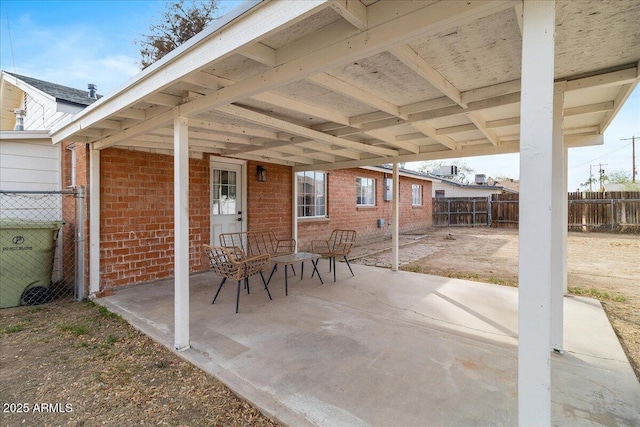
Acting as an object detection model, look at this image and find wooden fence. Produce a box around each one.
[432,197,489,227]
[432,192,640,233]
[566,191,640,232]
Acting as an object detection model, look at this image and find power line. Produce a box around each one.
[4,4,16,71]
[570,142,632,170]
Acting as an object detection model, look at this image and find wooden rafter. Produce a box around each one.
[467,112,500,146]
[390,44,466,108]
[216,104,398,157]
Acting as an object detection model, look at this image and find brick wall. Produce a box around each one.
[99,148,210,289]
[246,160,293,240]
[297,168,432,251]
[90,150,431,290]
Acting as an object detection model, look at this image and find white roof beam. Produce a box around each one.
[391,44,466,108]
[252,91,352,126]
[486,117,520,129]
[395,132,427,142]
[279,146,336,163]
[411,121,458,150]
[599,82,638,133]
[307,73,405,119]
[514,3,524,36]
[231,152,296,167]
[366,129,420,153]
[436,123,477,135]
[242,149,317,165]
[349,111,393,126]
[564,101,614,117]
[294,141,521,172]
[566,67,638,92]
[334,92,522,137]
[398,97,456,116]
[96,119,123,131]
[188,118,278,139]
[113,108,146,121]
[330,0,368,31]
[459,66,637,106]
[461,79,521,105]
[296,140,361,160]
[181,71,222,90]
[94,110,174,150]
[467,112,500,146]
[190,72,355,127]
[238,42,277,67]
[216,104,398,157]
[565,133,603,148]
[146,93,183,107]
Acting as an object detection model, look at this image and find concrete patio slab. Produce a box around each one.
[97,263,640,426]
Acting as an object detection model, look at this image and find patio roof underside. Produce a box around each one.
[51,0,640,171]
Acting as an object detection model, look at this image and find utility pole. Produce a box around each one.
[621,136,637,183]
[598,163,607,192]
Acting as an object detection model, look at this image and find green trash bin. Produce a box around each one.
[0,220,64,308]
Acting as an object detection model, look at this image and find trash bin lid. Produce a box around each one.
[0,220,65,230]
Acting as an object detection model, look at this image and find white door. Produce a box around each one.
[210,161,244,245]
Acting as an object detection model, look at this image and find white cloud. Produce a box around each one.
[2,16,140,94]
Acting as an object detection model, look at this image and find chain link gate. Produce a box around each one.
[0,188,85,308]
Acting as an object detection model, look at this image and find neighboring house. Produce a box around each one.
[428,174,518,198]
[0,71,98,287]
[603,182,640,192]
[0,71,98,194]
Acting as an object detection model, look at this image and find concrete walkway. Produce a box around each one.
[97,259,640,426]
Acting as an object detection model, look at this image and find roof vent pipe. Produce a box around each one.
[88,83,97,99]
[13,109,25,131]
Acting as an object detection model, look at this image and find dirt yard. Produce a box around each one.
[378,227,639,381]
[0,301,279,427]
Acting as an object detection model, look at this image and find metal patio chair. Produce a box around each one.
[311,229,357,282]
[203,244,271,313]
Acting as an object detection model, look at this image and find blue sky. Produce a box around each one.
[1,0,638,190]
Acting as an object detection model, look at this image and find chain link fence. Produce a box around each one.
[0,188,84,308]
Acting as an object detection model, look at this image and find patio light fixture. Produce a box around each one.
[257,165,267,182]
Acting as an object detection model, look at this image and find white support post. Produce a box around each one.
[518,1,555,425]
[551,84,567,352]
[89,145,100,294]
[174,116,190,351]
[391,162,400,271]
[292,170,298,251]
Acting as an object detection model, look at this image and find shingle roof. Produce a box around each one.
[6,72,101,107]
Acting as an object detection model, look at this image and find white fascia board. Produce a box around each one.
[50,0,329,144]
[355,165,435,182]
[0,130,51,143]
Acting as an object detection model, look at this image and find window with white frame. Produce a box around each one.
[412,184,422,206]
[356,177,375,206]
[297,171,326,217]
